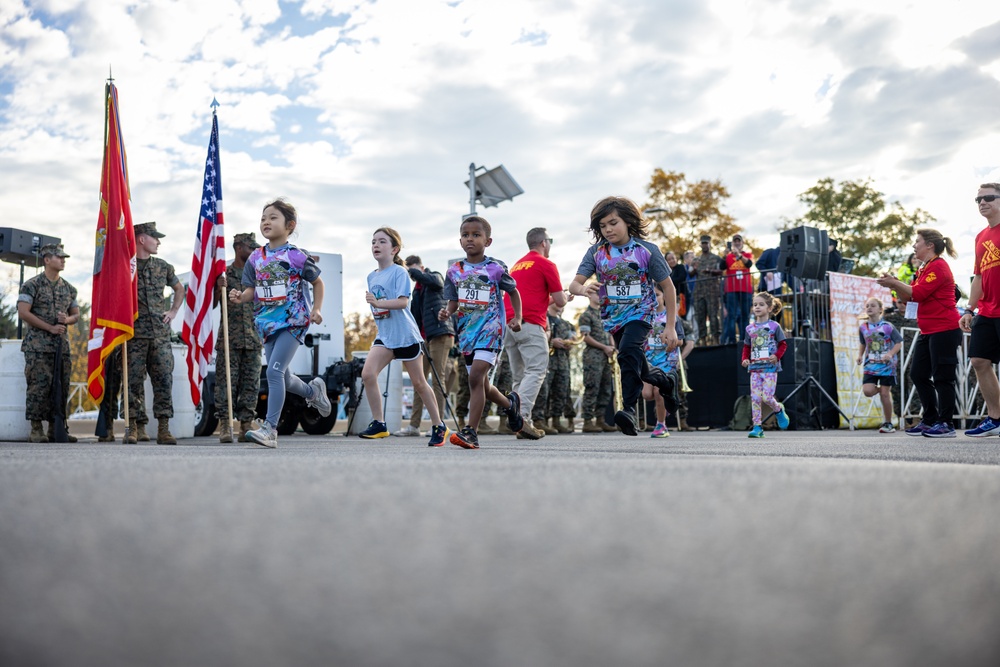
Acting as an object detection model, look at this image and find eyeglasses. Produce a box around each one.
[546,238,554,245]
[975,195,1000,204]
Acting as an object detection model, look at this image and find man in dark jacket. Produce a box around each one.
[395,255,456,436]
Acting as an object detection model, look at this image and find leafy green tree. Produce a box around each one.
[0,283,17,339]
[344,311,377,359]
[642,169,744,256]
[787,178,933,277]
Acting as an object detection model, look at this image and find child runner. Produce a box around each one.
[567,196,678,436]
[741,291,790,438]
[643,286,685,438]
[359,227,450,446]
[229,199,330,448]
[438,215,525,449]
[857,297,903,433]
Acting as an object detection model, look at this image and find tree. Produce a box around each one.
[344,311,377,359]
[787,178,933,277]
[642,169,743,256]
[0,282,17,339]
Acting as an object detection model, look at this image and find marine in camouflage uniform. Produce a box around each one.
[127,222,185,444]
[17,244,80,443]
[532,308,575,433]
[578,300,616,432]
[214,233,264,441]
[692,234,723,346]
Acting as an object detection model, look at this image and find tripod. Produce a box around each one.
[782,319,854,430]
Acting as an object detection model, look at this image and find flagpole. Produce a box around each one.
[122,343,131,443]
[213,99,234,441]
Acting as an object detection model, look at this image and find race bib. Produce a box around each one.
[647,334,665,349]
[735,270,743,280]
[765,271,782,292]
[372,305,390,320]
[459,285,491,311]
[256,278,287,305]
[608,280,641,302]
[751,346,768,361]
[905,301,918,319]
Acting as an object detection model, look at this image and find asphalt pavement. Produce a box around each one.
[2,426,1000,667]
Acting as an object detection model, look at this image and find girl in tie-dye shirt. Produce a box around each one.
[857,297,902,433]
[741,292,790,438]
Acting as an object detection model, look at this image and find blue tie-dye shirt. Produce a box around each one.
[241,243,320,343]
[645,310,686,373]
[575,237,670,334]
[858,320,902,377]
[443,257,517,354]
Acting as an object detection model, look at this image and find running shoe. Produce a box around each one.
[450,426,480,449]
[246,421,278,448]
[359,419,389,439]
[428,424,450,447]
[650,368,679,415]
[775,404,789,430]
[922,422,956,438]
[393,424,422,437]
[650,422,669,438]
[748,425,764,438]
[964,416,1000,437]
[879,422,896,433]
[904,421,932,436]
[614,407,639,436]
[306,377,332,417]
[505,392,524,433]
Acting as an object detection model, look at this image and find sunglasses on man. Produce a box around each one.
[975,195,1000,204]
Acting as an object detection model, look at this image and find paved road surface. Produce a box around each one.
[2,428,999,667]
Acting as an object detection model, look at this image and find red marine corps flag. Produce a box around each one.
[181,103,226,406]
[87,81,138,402]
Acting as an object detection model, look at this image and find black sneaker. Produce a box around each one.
[614,408,639,436]
[449,426,480,449]
[359,419,389,439]
[650,368,679,415]
[428,423,449,447]
[505,392,524,433]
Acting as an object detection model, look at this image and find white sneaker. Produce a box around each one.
[393,424,422,437]
[247,421,278,448]
[306,377,332,417]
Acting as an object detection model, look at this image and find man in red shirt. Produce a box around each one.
[720,233,754,344]
[504,228,567,440]
[961,182,1000,437]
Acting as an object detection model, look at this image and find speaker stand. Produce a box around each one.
[781,321,854,430]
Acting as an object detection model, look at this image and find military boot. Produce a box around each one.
[582,418,602,433]
[219,419,234,443]
[29,420,47,443]
[601,420,618,432]
[157,420,177,445]
[98,423,116,443]
[46,422,78,443]
[679,417,694,432]
[536,418,557,435]
[136,421,151,442]
[552,417,573,434]
[124,421,138,444]
[456,415,466,430]
[498,419,514,435]
[238,420,254,443]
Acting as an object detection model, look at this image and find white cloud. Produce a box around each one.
[2,0,1000,323]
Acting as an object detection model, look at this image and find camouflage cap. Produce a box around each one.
[233,232,260,249]
[700,234,712,243]
[134,221,165,238]
[39,243,70,258]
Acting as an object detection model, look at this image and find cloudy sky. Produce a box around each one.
[3,0,1000,322]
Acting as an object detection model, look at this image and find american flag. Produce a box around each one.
[181,109,226,407]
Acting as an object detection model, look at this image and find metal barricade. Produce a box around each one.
[898,327,987,428]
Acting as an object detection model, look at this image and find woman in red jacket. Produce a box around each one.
[877,228,962,438]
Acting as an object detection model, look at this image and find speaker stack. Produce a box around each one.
[778,225,829,280]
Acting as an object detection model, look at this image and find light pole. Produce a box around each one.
[464,163,524,219]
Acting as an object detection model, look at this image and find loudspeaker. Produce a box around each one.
[778,226,829,280]
[0,227,61,266]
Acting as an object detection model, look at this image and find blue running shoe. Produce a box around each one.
[775,404,789,430]
[965,416,1000,437]
[904,421,932,436]
[748,425,764,438]
[922,422,956,438]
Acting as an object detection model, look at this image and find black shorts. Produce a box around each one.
[968,315,1000,364]
[372,340,422,361]
[862,374,896,387]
